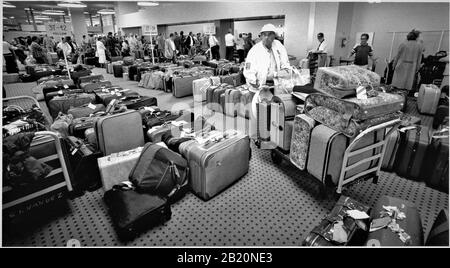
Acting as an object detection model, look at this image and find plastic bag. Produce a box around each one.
[274,67,310,94]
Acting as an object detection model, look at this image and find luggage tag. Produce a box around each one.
[87,103,97,110]
[356,84,368,100]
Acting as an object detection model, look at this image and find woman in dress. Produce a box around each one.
[96,36,107,68]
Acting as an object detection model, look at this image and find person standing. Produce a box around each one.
[185,32,195,56]
[225,29,235,61]
[349,33,375,69]
[244,33,254,58]
[157,33,165,59]
[236,33,245,63]
[209,34,220,60]
[96,36,107,68]
[43,34,55,53]
[179,31,186,55]
[105,32,116,59]
[173,32,181,55]
[3,37,19,73]
[164,33,177,62]
[121,40,131,57]
[391,30,424,92]
[312,32,328,67]
[30,36,46,64]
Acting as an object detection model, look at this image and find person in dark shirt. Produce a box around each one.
[349,33,374,68]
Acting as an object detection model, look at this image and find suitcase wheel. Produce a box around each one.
[271,150,282,165]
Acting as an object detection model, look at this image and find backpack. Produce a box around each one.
[129,143,189,198]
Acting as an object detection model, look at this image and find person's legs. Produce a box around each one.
[238,49,244,63]
[4,54,18,73]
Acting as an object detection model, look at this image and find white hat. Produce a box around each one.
[260,24,278,34]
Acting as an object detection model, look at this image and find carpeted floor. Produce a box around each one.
[2,68,448,247]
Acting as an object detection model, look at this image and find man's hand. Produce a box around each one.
[259,85,273,101]
[276,69,291,79]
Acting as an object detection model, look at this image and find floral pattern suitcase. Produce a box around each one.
[290,114,316,170]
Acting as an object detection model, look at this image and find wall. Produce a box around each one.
[234,18,285,37]
[311,2,339,54]
[118,2,310,59]
[348,2,450,74]
[333,2,354,60]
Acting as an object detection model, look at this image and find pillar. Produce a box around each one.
[69,8,88,44]
[29,8,37,31]
[217,19,234,60]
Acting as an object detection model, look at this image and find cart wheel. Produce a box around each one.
[249,148,252,161]
[255,139,261,149]
[271,150,282,165]
[372,175,379,184]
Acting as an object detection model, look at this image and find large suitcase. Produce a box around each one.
[365,196,423,246]
[119,95,157,110]
[95,110,145,155]
[34,80,75,101]
[84,57,98,66]
[210,86,229,112]
[94,88,139,106]
[46,52,59,65]
[290,114,316,170]
[270,94,298,151]
[224,87,244,117]
[303,196,371,246]
[48,93,96,119]
[104,186,171,241]
[417,84,441,115]
[106,63,114,74]
[78,74,104,85]
[172,75,200,98]
[113,64,123,78]
[256,101,271,143]
[433,105,449,129]
[238,90,255,119]
[43,87,81,106]
[69,69,92,84]
[381,129,401,172]
[422,136,449,193]
[193,76,221,103]
[67,103,106,118]
[425,209,449,246]
[98,147,143,192]
[2,73,20,84]
[395,126,430,181]
[80,80,112,93]
[69,116,100,139]
[220,73,244,87]
[180,130,250,201]
[110,56,123,62]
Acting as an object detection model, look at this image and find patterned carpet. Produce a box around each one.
[2,69,448,247]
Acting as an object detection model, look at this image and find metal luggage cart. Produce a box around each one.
[3,96,73,223]
[270,119,401,197]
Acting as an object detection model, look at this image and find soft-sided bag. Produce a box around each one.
[129,143,189,198]
[425,209,449,246]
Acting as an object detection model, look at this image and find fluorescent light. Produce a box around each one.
[10,16,15,19]
[57,1,87,8]
[3,2,16,8]
[34,16,52,21]
[42,10,65,16]
[137,2,159,7]
[97,9,115,15]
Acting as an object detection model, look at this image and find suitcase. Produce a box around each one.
[256,101,271,142]
[365,196,423,246]
[238,90,255,119]
[220,93,226,114]
[110,56,123,62]
[43,86,81,106]
[303,196,371,246]
[270,94,298,151]
[128,65,138,81]
[78,74,104,85]
[119,96,157,110]
[123,73,130,81]
[290,114,316,170]
[113,64,123,78]
[425,210,449,246]
[95,110,145,155]
[94,88,138,106]
[181,130,250,200]
[433,105,449,129]
[417,84,441,115]
[172,75,200,98]
[381,129,401,172]
[20,74,36,82]
[220,73,244,87]
[122,66,130,74]
[395,126,430,181]
[2,73,20,84]
[48,93,96,119]
[224,87,244,117]
[46,52,59,64]
[98,147,143,192]
[104,186,171,241]
[65,136,102,193]
[67,103,106,118]
[107,63,114,74]
[33,79,75,101]
[123,56,135,66]
[422,136,449,193]
[80,80,112,93]
[84,57,98,66]
[69,116,99,139]
[193,76,221,103]
[70,69,92,84]
[85,127,97,148]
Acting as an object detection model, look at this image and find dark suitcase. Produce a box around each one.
[365,196,423,246]
[94,88,139,106]
[69,116,99,139]
[78,74,104,85]
[128,65,138,81]
[425,209,449,246]
[381,129,401,172]
[110,56,123,62]
[70,69,92,84]
[422,136,449,193]
[65,136,102,193]
[20,74,37,82]
[67,103,106,119]
[80,80,113,93]
[433,105,449,129]
[84,57,98,66]
[256,101,271,143]
[42,85,79,106]
[220,73,244,87]
[303,196,371,246]
[48,93,96,119]
[113,64,123,78]
[104,186,171,241]
[119,96,157,110]
[395,126,430,181]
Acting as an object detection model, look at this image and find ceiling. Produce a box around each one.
[3,1,117,24]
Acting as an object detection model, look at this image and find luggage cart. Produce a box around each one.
[270,119,401,197]
[3,96,73,224]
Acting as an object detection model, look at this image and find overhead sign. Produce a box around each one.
[143,24,158,36]
[45,22,72,38]
[203,23,216,35]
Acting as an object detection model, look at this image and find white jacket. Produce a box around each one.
[243,39,290,89]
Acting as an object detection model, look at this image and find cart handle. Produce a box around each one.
[34,131,73,192]
[3,95,41,109]
[348,119,401,150]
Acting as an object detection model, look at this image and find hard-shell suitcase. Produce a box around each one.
[172,76,199,98]
[78,74,104,85]
[119,96,157,110]
[67,103,106,118]
[238,90,255,119]
[220,73,243,87]
[193,76,221,103]
[422,136,449,193]
[48,93,96,119]
[381,129,401,171]
[220,93,226,114]
[69,69,92,84]
[69,116,99,139]
[303,196,371,246]
[290,114,316,170]
[365,196,423,246]
[113,64,123,78]
[224,87,243,117]
[256,101,271,142]
[104,187,171,241]
[395,126,430,181]
[106,63,114,74]
[80,80,112,93]
[425,209,449,246]
[418,84,441,115]
[98,147,143,192]
[181,131,250,201]
[211,86,228,112]
[42,85,78,105]
[95,110,145,155]
[270,94,298,151]
[433,105,449,129]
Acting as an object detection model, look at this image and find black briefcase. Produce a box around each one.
[119,95,157,110]
[104,185,171,241]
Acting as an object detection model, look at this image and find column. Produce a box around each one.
[217,19,234,60]
[69,8,88,44]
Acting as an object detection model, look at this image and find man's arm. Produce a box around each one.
[349,44,357,58]
[243,49,259,88]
